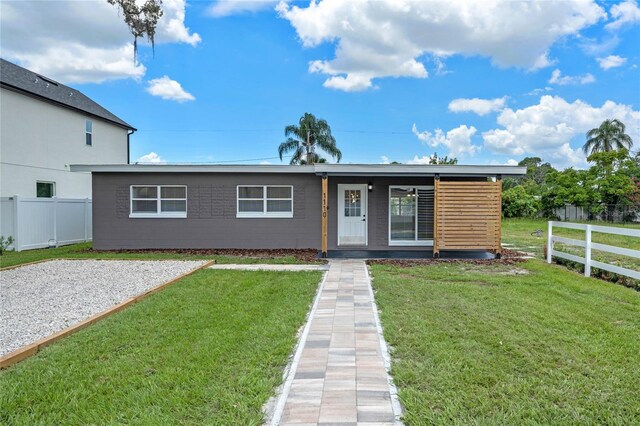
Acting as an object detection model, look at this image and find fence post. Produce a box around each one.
[13,195,21,252]
[53,196,58,246]
[584,224,592,277]
[547,221,553,263]
[84,198,89,242]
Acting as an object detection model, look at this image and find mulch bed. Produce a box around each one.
[86,248,325,263]
[367,249,528,267]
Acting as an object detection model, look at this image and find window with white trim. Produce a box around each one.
[85,119,92,146]
[36,181,55,198]
[389,186,434,245]
[130,185,187,218]
[237,185,293,218]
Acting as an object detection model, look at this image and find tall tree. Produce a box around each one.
[428,153,458,164]
[278,113,342,165]
[108,0,163,59]
[583,119,633,155]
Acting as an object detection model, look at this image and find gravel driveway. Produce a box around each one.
[0,259,207,357]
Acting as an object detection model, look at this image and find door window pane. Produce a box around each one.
[417,189,434,240]
[344,190,361,217]
[390,187,434,242]
[390,188,416,240]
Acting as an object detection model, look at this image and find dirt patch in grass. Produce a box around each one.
[88,248,325,263]
[367,249,527,268]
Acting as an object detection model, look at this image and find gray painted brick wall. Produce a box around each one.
[93,173,446,251]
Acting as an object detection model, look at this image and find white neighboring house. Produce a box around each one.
[0,58,135,198]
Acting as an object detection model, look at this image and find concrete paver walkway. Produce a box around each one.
[270,260,401,425]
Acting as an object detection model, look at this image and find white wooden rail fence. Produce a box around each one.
[547,221,640,280]
[0,196,92,252]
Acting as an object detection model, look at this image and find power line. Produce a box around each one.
[136,155,294,165]
[135,128,414,135]
[0,161,69,172]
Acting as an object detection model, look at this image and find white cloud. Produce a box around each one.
[322,74,376,92]
[548,69,595,85]
[526,87,553,96]
[146,76,195,102]
[0,0,199,84]
[407,155,432,165]
[606,0,640,30]
[482,95,640,168]
[137,152,166,164]
[380,155,391,164]
[597,55,628,70]
[412,124,479,157]
[278,0,605,91]
[406,154,454,165]
[259,160,272,165]
[158,0,202,46]
[207,0,279,17]
[448,97,507,116]
[488,158,520,166]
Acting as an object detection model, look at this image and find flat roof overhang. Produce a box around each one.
[70,164,526,177]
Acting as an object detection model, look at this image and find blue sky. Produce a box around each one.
[2,0,639,168]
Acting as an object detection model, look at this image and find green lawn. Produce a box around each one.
[502,218,639,288]
[0,242,316,269]
[502,217,640,256]
[370,260,640,424]
[0,269,321,425]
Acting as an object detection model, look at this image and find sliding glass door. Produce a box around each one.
[389,186,434,245]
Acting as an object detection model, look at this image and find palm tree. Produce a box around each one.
[278,113,342,165]
[583,119,633,155]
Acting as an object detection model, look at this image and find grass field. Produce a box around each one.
[502,218,640,255]
[370,260,640,425]
[502,218,639,288]
[0,269,321,425]
[0,242,314,269]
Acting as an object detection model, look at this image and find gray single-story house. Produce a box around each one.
[70,164,526,258]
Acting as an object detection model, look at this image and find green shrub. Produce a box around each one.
[502,186,541,218]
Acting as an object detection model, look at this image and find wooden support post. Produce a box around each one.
[496,175,502,259]
[321,174,328,258]
[433,175,439,258]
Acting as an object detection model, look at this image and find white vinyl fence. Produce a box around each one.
[0,196,92,251]
[547,221,640,280]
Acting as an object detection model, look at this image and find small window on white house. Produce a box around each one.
[36,181,55,198]
[130,185,187,218]
[85,119,92,146]
[237,185,293,218]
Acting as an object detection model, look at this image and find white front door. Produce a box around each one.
[337,184,368,246]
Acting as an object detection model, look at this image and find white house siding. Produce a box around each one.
[0,88,128,198]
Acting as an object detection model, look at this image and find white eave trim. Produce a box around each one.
[70,164,317,173]
[70,163,526,176]
[314,164,526,176]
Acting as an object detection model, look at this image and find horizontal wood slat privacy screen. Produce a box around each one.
[434,180,502,254]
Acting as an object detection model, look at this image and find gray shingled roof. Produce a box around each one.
[0,58,134,130]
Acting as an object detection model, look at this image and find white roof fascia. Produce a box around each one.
[70,163,526,176]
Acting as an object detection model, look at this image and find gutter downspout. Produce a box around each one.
[127,129,136,164]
